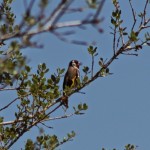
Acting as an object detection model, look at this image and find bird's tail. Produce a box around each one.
[62,92,68,108]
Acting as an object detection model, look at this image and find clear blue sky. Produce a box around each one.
[1,1,150,150]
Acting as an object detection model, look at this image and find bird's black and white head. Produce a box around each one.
[69,60,81,69]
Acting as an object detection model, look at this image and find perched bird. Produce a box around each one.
[62,60,81,108]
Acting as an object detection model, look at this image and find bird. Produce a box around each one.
[62,60,81,108]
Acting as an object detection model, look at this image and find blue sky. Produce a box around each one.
[1,0,150,150]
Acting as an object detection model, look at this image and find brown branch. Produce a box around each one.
[139,0,149,28]
[44,0,74,27]
[5,102,67,149]
[0,0,103,47]
[52,31,88,46]
[0,92,30,112]
[39,122,53,129]
[0,87,30,91]
[93,0,105,19]
[19,0,36,28]
[91,55,94,78]
[121,52,138,56]
[0,19,101,42]
[141,25,150,29]
[30,19,101,36]
[66,7,86,13]
[0,97,19,112]
[23,0,36,16]
[0,113,73,126]
[42,103,63,120]
[113,27,117,55]
[143,0,149,22]
[116,34,121,49]
[129,0,137,31]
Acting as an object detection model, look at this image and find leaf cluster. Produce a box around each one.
[25,131,76,150]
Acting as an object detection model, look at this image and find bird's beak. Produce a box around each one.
[79,62,82,66]
[77,62,82,68]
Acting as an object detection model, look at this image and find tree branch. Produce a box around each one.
[0,97,19,112]
[129,0,137,31]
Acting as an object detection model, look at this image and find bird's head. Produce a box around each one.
[69,60,82,69]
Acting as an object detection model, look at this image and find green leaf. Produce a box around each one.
[88,45,98,56]
[86,0,97,8]
[99,58,104,67]
[88,45,93,54]
[130,31,138,42]
[123,32,128,35]
[42,63,46,70]
[25,65,31,72]
[0,117,4,123]
[55,77,60,84]
[71,131,76,137]
[25,139,35,150]
[82,66,89,74]
[45,68,49,73]
[112,11,116,17]
[106,68,109,74]
[100,68,110,77]
[51,75,56,82]
[83,103,88,110]
[0,51,4,54]
[111,17,116,25]
[60,68,65,74]
[57,68,65,74]
[78,104,82,110]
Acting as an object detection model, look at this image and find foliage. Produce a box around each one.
[25,131,75,150]
[0,0,149,149]
[102,144,137,150]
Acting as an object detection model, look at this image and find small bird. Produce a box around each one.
[62,60,81,108]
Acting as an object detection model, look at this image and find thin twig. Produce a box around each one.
[143,0,149,22]
[0,19,100,41]
[0,87,29,91]
[129,0,137,31]
[39,122,53,129]
[121,52,138,56]
[113,26,117,55]
[139,0,149,28]
[52,31,88,45]
[0,97,19,112]
[93,0,105,19]
[66,7,86,13]
[0,112,74,126]
[19,0,36,28]
[91,55,94,78]
[43,103,63,120]
[45,0,74,29]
